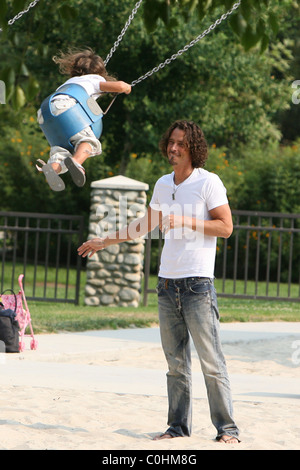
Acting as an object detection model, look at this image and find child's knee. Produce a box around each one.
[71,128,102,157]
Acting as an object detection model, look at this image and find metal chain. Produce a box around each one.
[0,0,41,32]
[104,0,144,66]
[131,0,241,87]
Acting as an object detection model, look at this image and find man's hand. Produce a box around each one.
[77,238,107,258]
[160,215,184,233]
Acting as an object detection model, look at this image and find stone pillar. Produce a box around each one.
[84,175,149,307]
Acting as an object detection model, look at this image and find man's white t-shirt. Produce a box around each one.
[56,74,106,100]
[149,168,229,279]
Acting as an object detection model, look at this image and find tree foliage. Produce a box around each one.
[143,0,284,53]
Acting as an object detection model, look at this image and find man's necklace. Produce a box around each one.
[172,182,183,200]
[172,170,194,200]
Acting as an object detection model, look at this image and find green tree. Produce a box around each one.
[142,0,294,52]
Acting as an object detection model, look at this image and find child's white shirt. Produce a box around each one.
[56,74,106,100]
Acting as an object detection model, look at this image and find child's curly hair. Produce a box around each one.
[52,47,116,81]
[159,120,208,168]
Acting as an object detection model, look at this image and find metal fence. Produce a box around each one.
[0,211,84,304]
[143,210,300,305]
[2,210,298,306]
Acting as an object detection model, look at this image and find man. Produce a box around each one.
[78,120,240,444]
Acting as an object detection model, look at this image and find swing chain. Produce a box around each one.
[8,0,41,26]
[0,0,41,32]
[131,0,241,87]
[104,0,144,66]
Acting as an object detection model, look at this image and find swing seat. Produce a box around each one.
[39,83,103,153]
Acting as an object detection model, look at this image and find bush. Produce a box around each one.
[205,140,300,214]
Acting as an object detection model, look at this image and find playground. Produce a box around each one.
[0,0,299,451]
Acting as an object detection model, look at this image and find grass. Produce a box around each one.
[28,296,300,335]
[28,302,159,334]
[2,264,299,334]
[27,275,300,334]
[2,262,79,301]
[215,278,300,299]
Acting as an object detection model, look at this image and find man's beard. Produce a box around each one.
[168,154,178,166]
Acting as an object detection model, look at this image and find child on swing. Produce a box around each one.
[37,48,131,191]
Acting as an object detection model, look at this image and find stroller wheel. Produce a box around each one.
[19,341,25,352]
[30,339,38,350]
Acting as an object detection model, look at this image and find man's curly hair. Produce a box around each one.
[159,120,208,168]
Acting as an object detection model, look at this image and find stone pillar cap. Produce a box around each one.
[91,175,149,191]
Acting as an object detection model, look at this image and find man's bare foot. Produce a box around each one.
[153,432,174,441]
[218,435,240,444]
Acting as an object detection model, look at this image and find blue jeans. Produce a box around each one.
[156,276,239,440]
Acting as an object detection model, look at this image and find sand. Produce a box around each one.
[0,322,299,451]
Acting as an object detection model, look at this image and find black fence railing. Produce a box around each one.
[143,210,300,305]
[0,211,84,304]
[1,210,299,306]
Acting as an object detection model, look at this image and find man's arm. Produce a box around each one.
[161,203,233,239]
[77,206,161,258]
[203,203,233,238]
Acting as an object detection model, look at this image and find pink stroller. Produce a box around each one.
[1,274,38,352]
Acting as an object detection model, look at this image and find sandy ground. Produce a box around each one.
[0,322,300,451]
